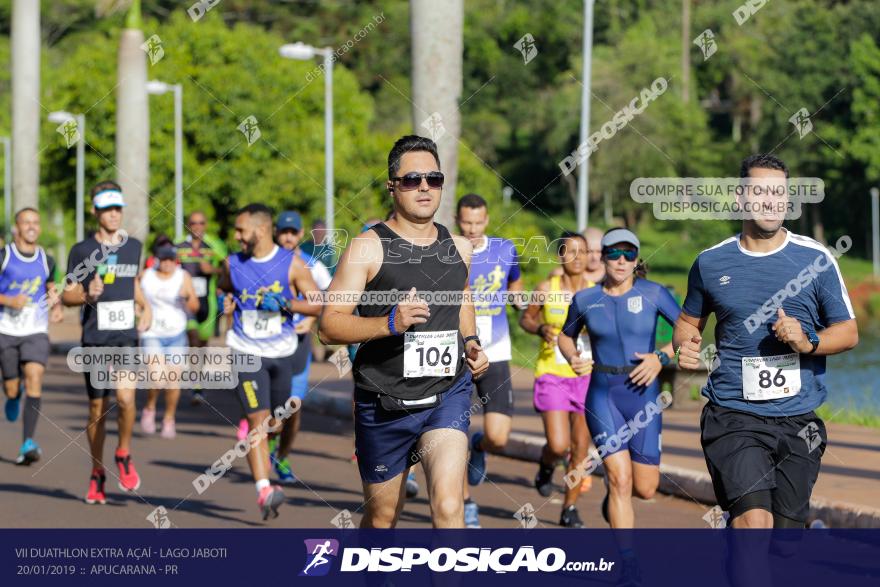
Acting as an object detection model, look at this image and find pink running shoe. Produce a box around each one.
[115,451,141,492]
[236,418,249,441]
[140,408,156,434]
[160,419,176,439]
[257,484,284,520]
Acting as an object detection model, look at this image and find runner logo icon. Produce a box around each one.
[300,539,339,577]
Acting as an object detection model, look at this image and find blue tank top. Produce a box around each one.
[225,245,298,358]
[0,244,51,336]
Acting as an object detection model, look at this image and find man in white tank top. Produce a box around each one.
[139,241,198,439]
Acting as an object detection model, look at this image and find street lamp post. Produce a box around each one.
[279,42,335,232]
[576,0,595,233]
[48,111,85,242]
[147,80,184,242]
[871,187,879,280]
[2,137,10,239]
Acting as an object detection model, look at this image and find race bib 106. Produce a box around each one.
[741,353,801,401]
[403,330,458,378]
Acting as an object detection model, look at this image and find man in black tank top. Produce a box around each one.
[319,135,489,528]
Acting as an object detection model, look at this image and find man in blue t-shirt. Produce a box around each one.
[455,193,523,528]
[674,154,858,529]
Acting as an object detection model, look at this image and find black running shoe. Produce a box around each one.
[535,463,554,497]
[560,505,584,528]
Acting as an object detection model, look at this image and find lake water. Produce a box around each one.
[824,331,879,412]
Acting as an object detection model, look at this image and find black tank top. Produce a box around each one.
[353,222,468,400]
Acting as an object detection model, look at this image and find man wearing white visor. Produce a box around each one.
[63,181,152,505]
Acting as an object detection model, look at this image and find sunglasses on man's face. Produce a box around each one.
[390,171,445,191]
[603,248,638,262]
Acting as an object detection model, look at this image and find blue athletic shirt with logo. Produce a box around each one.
[682,230,854,417]
[469,237,521,363]
[226,245,298,358]
[0,244,54,336]
[562,279,680,367]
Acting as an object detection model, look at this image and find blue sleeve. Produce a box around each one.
[682,257,710,318]
[561,295,585,338]
[656,284,681,326]
[816,255,854,325]
[507,242,521,283]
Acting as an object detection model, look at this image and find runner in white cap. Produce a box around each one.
[62,181,152,504]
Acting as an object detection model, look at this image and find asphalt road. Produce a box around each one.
[0,354,708,529]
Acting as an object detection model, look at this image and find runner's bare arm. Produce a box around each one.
[0,291,29,310]
[46,282,64,322]
[774,313,857,356]
[507,275,525,309]
[318,234,389,345]
[61,273,87,306]
[451,235,475,338]
[216,259,233,293]
[181,273,200,314]
[288,255,322,317]
[558,329,592,376]
[812,318,858,355]
[135,278,152,332]
[556,330,578,362]
[519,279,550,338]
[63,272,103,306]
[452,235,488,377]
[673,312,707,370]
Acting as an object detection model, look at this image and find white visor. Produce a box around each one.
[93,190,126,209]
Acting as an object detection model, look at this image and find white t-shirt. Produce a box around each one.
[140,267,188,338]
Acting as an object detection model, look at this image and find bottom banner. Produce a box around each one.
[2,529,878,586]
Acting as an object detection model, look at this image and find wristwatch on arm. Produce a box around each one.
[654,350,671,366]
[463,335,481,347]
[803,324,820,354]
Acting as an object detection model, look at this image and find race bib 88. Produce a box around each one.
[97,300,135,331]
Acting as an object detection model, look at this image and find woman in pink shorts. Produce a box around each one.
[520,231,593,527]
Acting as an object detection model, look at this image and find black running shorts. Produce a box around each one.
[472,361,514,417]
[0,333,50,380]
[235,353,294,414]
[700,402,826,523]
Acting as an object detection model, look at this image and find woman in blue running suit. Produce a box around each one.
[558,228,680,529]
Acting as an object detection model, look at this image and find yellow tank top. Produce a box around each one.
[534,275,594,378]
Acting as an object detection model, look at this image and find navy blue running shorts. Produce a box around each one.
[354,371,473,484]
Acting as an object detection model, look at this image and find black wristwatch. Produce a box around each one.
[654,350,671,366]
[804,325,820,354]
[463,335,481,347]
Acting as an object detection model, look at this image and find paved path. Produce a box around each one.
[0,354,707,528]
[308,358,880,512]
[5,314,872,529]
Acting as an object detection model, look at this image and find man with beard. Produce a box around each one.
[219,204,322,520]
[675,154,858,531]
